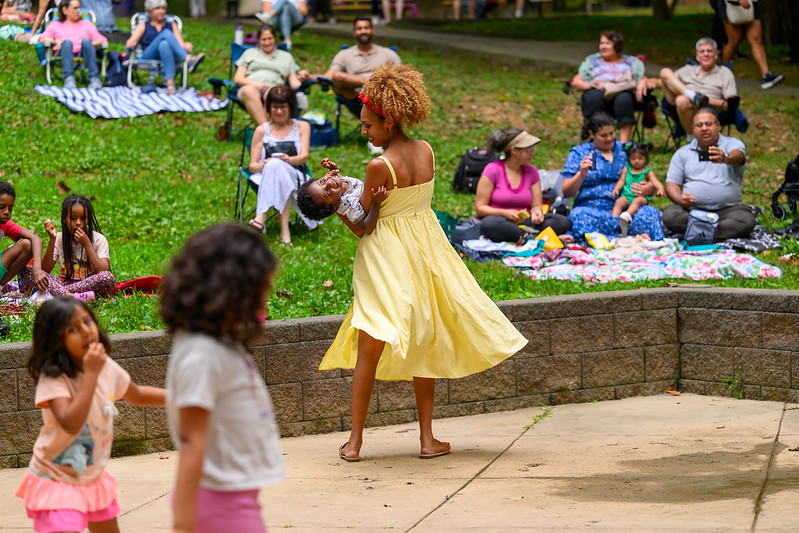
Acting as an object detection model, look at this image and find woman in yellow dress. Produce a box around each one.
[320,64,528,462]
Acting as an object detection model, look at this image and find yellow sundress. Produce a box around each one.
[319,145,528,381]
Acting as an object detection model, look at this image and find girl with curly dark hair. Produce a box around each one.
[320,64,528,463]
[159,223,284,533]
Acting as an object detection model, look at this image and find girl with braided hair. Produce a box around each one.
[320,64,527,462]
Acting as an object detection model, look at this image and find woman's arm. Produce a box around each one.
[360,158,392,215]
[529,181,544,224]
[561,154,593,198]
[296,0,309,15]
[122,382,166,407]
[288,120,310,168]
[29,0,48,35]
[248,126,266,173]
[172,22,192,52]
[234,64,264,89]
[570,72,592,92]
[172,406,209,533]
[49,343,106,435]
[125,23,145,49]
[286,72,302,90]
[474,174,520,222]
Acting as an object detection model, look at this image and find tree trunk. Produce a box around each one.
[760,0,792,46]
[651,0,680,21]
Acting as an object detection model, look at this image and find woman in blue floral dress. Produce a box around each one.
[562,112,664,242]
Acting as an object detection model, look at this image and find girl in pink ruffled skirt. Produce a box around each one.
[16,296,166,533]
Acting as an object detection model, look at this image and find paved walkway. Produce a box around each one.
[2,394,799,531]
[304,20,799,98]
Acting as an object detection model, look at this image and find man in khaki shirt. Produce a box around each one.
[640,37,737,140]
[317,15,401,116]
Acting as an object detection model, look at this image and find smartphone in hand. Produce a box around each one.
[698,149,710,162]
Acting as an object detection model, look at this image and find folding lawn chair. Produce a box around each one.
[125,12,189,90]
[42,8,107,84]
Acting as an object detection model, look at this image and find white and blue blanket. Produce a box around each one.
[34,85,227,119]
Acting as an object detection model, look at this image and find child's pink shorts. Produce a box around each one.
[180,488,266,533]
[27,499,120,533]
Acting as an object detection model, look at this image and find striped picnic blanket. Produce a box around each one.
[34,85,227,118]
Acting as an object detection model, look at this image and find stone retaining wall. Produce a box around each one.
[2,287,798,468]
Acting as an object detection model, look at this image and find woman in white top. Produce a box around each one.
[247,85,318,246]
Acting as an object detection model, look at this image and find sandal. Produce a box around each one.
[248,219,266,234]
[420,441,451,459]
[166,80,177,95]
[280,240,292,247]
[339,442,360,462]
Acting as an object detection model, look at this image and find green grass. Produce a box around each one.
[1,13,797,342]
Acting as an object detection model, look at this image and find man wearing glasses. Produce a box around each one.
[661,107,755,242]
[644,37,737,141]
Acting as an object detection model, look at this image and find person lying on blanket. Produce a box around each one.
[662,106,755,242]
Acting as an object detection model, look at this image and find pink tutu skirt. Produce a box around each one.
[16,469,118,513]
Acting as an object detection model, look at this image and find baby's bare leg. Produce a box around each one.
[612,196,629,217]
[626,196,649,217]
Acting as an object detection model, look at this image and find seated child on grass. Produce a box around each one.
[0,181,48,292]
[296,158,388,237]
[611,141,665,237]
[22,194,115,301]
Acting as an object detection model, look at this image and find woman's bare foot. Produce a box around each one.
[420,439,451,459]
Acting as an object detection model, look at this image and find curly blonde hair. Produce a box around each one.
[361,63,431,131]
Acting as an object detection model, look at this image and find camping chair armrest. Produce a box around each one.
[298,78,316,93]
[208,77,233,96]
[315,75,333,92]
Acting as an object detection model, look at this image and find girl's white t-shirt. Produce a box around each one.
[166,332,285,490]
[53,232,110,281]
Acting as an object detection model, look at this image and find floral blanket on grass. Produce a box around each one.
[496,238,781,282]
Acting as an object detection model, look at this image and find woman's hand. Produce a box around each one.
[502,209,524,224]
[630,181,655,198]
[740,0,751,8]
[182,41,193,53]
[296,69,310,83]
[125,36,137,49]
[579,155,594,174]
[529,208,544,225]
[44,219,57,239]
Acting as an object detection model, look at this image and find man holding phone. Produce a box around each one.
[661,107,754,241]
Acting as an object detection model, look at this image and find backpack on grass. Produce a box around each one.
[771,154,799,220]
[452,148,499,193]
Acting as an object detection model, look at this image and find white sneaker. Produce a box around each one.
[619,211,632,237]
[327,16,337,24]
[367,141,384,155]
[63,76,77,89]
[88,77,103,90]
[255,12,272,24]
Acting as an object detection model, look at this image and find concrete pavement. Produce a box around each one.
[3,394,799,531]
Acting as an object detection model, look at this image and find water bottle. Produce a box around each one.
[234,24,244,45]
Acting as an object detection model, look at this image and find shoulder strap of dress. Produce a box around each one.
[378,156,398,186]
[422,140,436,174]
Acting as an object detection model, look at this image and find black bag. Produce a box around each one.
[770,154,799,219]
[105,51,127,87]
[452,148,500,193]
[685,209,719,245]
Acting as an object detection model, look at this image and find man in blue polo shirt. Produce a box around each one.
[662,106,755,241]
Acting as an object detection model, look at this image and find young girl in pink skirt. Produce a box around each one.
[16,296,165,533]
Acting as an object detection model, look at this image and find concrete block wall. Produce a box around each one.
[1,287,797,468]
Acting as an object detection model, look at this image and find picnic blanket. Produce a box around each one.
[498,238,781,282]
[34,85,227,118]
